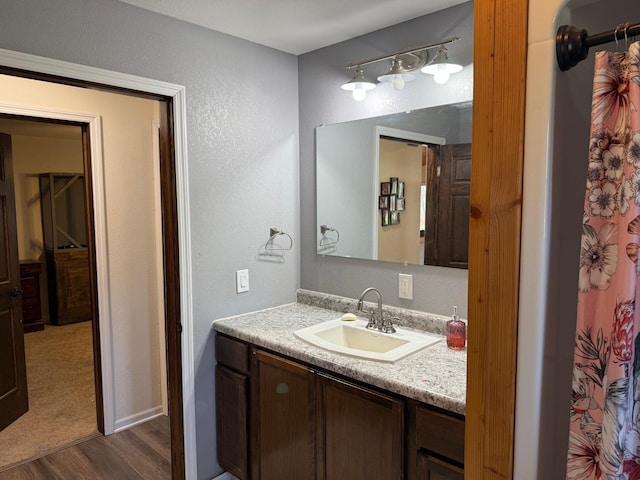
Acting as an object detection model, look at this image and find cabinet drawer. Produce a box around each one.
[417,453,464,480]
[20,262,42,276]
[215,334,249,374]
[21,276,39,299]
[22,299,42,321]
[416,407,464,465]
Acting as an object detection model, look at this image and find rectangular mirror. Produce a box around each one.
[316,102,472,267]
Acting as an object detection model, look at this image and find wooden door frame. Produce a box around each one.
[0,51,195,480]
[466,0,528,478]
[80,122,106,434]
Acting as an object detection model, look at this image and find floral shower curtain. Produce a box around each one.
[567,42,640,479]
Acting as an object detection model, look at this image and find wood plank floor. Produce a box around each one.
[0,415,171,480]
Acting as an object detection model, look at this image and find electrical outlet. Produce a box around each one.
[236,269,249,293]
[399,273,413,299]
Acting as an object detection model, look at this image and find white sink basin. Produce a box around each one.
[294,318,440,362]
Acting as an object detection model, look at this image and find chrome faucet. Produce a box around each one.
[357,287,384,331]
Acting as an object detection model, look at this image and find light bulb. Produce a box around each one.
[352,87,367,101]
[391,75,405,90]
[342,68,376,101]
[434,64,450,84]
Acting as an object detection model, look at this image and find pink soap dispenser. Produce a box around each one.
[446,306,466,350]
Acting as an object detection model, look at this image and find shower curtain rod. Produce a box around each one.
[556,22,640,71]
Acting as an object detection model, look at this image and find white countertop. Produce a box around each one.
[212,294,467,415]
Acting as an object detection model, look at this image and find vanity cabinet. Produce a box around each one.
[416,454,464,480]
[250,348,404,480]
[214,333,464,480]
[215,334,249,479]
[251,349,316,480]
[415,406,465,480]
[317,372,404,480]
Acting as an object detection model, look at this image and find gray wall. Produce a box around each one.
[317,122,376,259]
[540,0,637,477]
[299,1,474,318]
[0,1,299,478]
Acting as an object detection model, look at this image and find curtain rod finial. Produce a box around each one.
[556,25,589,72]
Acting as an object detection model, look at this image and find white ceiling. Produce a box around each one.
[117,0,468,55]
[0,1,468,138]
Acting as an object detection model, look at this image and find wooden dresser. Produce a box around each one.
[20,260,44,333]
[39,173,91,325]
[45,249,91,325]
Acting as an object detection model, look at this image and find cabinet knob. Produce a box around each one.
[10,287,23,297]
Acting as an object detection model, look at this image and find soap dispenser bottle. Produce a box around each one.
[446,306,466,350]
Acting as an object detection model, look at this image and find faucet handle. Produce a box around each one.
[365,309,378,330]
[381,316,398,334]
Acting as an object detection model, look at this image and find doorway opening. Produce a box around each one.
[0,104,169,469]
[3,61,188,478]
[0,118,98,467]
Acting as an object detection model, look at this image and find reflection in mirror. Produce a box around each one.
[316,102,471,267]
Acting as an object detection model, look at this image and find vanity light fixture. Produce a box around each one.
[377,56,418,90]
[341,36,462,99]
[421,45,463,84]
[341,67,376,101]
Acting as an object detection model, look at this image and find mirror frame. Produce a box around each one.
[465,0,527,478]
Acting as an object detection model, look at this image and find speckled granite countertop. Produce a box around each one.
[212,289,467,416]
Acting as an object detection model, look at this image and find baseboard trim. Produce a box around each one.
[113,406,164,433]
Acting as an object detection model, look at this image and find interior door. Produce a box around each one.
[435,143,471,269]
[0,132,28,431]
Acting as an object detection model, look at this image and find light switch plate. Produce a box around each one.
[236,269,249,293]
[399,273,413,299]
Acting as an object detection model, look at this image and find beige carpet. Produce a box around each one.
[0,321,98,470]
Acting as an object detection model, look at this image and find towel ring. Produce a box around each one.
[265,227,293,251]
[319,224,340,246]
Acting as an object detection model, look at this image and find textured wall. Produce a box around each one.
[0,1,299,478]
[299,2,474,318]
[316,121,377,259]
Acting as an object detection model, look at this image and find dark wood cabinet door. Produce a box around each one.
[415,406,465,465]
[215,365,248,479]
[417,454,464,480]
[317,374,404,480]
[251,350,316,480]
